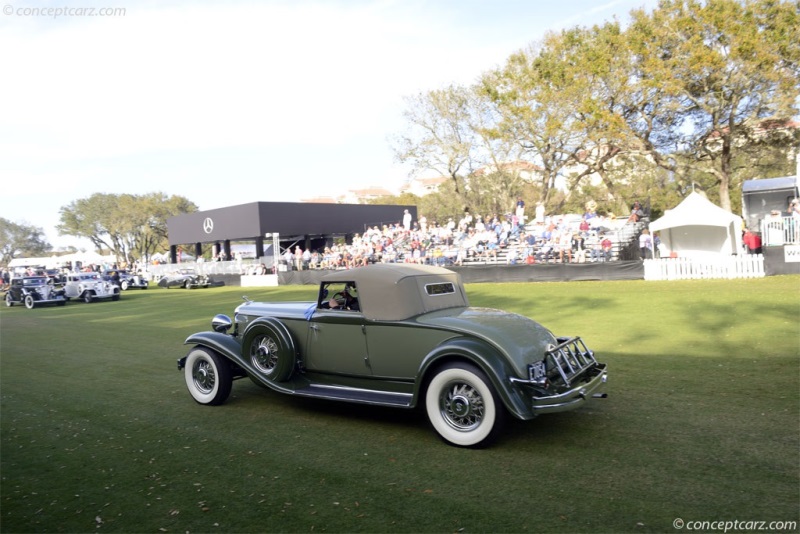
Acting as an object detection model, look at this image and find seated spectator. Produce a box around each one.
[627,202,645,223]
[557,232,572,263]
[506,247,520,265]
[587,233,601,262]
[522,231,536,259]
[536,238,554,263]
[572,233,587,263]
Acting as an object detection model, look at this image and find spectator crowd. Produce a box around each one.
[261,206,638,273]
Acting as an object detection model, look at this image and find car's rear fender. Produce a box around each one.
[415,337,531,420]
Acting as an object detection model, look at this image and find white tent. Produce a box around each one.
[57,251,116,266]
[649,192,743,257]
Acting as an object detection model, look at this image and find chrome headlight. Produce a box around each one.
[211,314,232,333]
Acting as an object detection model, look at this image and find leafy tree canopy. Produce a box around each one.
[0,218,51,266]
[57,192,197,266]
[393,0,799,216]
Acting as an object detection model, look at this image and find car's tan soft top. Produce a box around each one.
[320,264,469,321]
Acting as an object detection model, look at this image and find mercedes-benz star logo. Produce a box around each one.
[203,218,214,234]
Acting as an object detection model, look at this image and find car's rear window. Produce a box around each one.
[425,282,455,296]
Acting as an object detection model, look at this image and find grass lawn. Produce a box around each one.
[1,276,798,533]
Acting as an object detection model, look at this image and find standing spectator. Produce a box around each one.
[515,197,525,224]
[790,198,800,243]
[600,234,614,262]
[639,229,653,259]
[535,202,545,223]
[419,215,427,234]
[743,230,762,254]
[403,209,412,232]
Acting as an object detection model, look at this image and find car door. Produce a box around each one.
[305,309,371,377]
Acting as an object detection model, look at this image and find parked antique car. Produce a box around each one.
[178,264,608,447]
[157,268,211,289]
[4,276,66,309]
[64,272,121,303]
[103,269,149,290]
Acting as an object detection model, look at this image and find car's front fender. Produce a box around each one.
[180,330,296,395]
[181,331,242,367]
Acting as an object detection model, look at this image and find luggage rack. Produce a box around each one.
[545,336,598,387]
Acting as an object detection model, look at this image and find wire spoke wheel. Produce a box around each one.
[425,363,505,448]
[192,358,217,395]
[183,347,232,405]
[440,381,485,432]
[242,321,295,382]
[251,335,280,375]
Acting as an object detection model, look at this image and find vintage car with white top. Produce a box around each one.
[64,272,121,303]
[104,269,149,290]
[178,264,607,447]
[4,276,66,309]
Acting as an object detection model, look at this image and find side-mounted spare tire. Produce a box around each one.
[242,319,296,382]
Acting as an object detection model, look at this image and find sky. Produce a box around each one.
[0,0,660,250]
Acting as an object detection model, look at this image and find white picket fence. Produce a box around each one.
[644,255,765,281]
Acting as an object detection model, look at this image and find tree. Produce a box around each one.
[57,192,197,265]
[0,218,51,266]
[392,0,799,218]
[622,0,800,210]
[392,85,479,202]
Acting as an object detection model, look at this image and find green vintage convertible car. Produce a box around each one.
[178,264,607,447]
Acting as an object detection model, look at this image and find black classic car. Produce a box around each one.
[158,268,212,289]
[4,276,66,309]
[178,264,608,447]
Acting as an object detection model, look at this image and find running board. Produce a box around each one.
[292,384,413,408]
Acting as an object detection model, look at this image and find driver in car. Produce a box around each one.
[324,283,359,311]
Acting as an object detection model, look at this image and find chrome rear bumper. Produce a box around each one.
[530,364,608,413]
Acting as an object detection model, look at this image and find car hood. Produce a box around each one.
[416,307,559,371]
[235,301,314,319]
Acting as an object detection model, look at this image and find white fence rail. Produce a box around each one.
[644,255,765,281]
[762,216,800,246]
